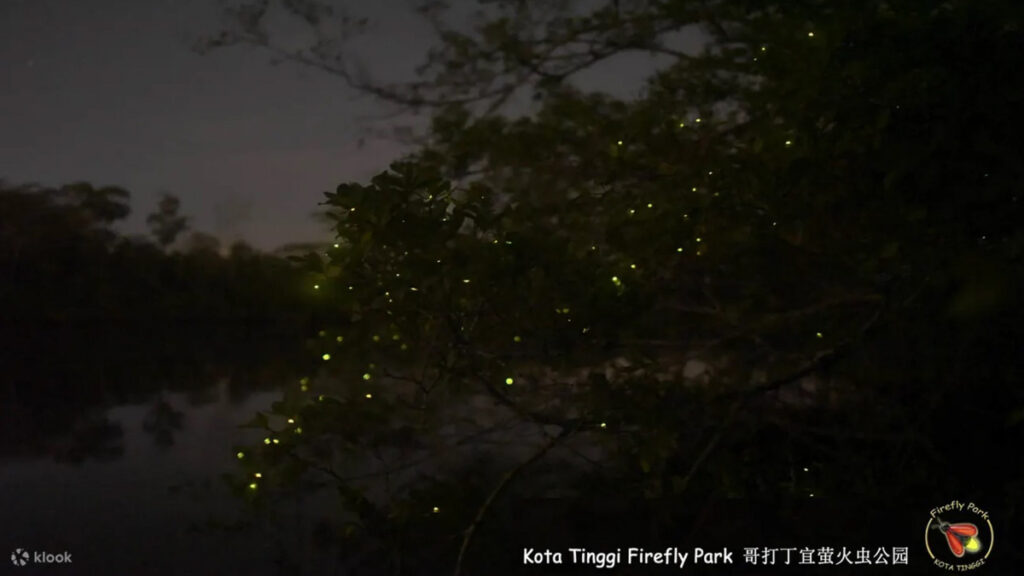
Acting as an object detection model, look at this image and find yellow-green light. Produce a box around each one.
[965,537,982,553]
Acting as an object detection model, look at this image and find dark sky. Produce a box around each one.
[1,0,698,250]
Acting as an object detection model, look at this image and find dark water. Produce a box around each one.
[3,327,1019,575]
[0,324,605,575]
[0,328,343,575]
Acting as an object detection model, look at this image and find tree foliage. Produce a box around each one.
[0,181,311,326]
[216,0,1024,571]
[147,192,190,249]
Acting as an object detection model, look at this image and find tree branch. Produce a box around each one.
[453,423,575,576]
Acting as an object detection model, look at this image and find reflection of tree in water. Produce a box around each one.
[142,396,185,449]
[0,181,318,463]
[0,324,310,462]
[50,412,124,465]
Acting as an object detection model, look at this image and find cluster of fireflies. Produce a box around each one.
[266,36,822,497]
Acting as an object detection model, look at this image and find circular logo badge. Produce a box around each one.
[925,501,993,571]
[10,548,30,567]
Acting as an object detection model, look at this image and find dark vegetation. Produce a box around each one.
[204,0,1024,573]
[1,0,1022,574]
[0,182,315,461]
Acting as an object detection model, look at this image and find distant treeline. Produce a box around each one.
[0,181,315,328]
[0,181,330,460]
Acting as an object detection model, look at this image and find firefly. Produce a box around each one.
[932,517,983,558]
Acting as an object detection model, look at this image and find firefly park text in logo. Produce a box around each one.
[925,501,993,571]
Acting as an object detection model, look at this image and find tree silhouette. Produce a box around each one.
[213,1,1024,572]
[146,193,189,249]
[57,181,130,225]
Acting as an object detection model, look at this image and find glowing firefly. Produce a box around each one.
[932,517,983,558]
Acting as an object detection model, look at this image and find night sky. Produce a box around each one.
[1,0,429,250]
[1,0,686,250]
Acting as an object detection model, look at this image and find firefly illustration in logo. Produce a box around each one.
[932,517,983,558]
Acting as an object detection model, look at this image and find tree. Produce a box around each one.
[57,181,131,225]
[184,231,222,255]
[146,193,189,249]
[216,1,1024,571]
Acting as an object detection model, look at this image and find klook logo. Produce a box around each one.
[10,549,29,567]
[8,548,72,567]
[925,501,993,571]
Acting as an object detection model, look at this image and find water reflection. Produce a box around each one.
[142,396,185,449]
[0,324,307,462]
[0,328,333,575]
